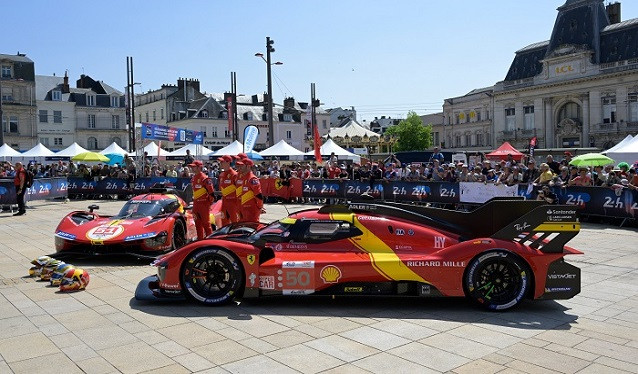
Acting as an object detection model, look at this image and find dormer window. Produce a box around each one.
[199,109,209,118]
[283,114,293,122]
[86,94,96,106]
[52,90,61,101]
[244,112,253,120]
[1,65,11,78]
[111,96,119,107]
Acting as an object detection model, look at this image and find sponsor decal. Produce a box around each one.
[356,215,385,221]
[514,222,530,231]
[545,287,572,292]
[247,254,256,265]
[160,282,180,290]
[249,273,256,287]
[344,286,363,293]
[90,239,104,245]
[547,273,577,280]
[259,276,275,290]
[395,245,413,250]
[434,236,446,248]
[282,289,315,295]
[421,284,431,295]
[320,265,342,283]
[472,239,492,245]
[273,243,283,251]
[395,228,405,236]
[124,232,156,241]
[349,204,376,211]
[282,261,315,268]
[129,200,153,204]
[87,225,124,241]
[55,231,76,240]
[408,229,415,236]
[407,260,465,267]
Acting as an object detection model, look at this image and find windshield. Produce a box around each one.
[249,221,292,242]
[115,199,176,219]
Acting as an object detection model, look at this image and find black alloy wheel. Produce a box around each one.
[181,248,243,305]
[464,250,530,311]
[171,220,187,250]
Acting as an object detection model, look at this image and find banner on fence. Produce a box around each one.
[460,182,518,203]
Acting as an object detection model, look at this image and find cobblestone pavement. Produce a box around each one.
[1,200,637,374]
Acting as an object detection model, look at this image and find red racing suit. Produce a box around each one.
[236,171,263,223]
[218,168,239,226]
[191,172,215,240]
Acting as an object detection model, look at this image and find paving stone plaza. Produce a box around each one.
[0,200,637,374]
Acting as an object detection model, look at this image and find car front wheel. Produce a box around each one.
[464,250,530,311]
[181,248,243,305]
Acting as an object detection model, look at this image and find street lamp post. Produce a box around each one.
[255,37,282,147]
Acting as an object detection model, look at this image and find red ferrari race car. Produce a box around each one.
[54,185,221,258]
[135,199,582,310]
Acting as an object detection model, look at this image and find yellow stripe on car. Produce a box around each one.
[534,222,580,232]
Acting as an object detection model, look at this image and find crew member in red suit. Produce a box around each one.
[236,158,264,223]
[217,155,239,226]
[189,160,215,240]
[328,162,341,179]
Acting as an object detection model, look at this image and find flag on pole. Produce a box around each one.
[529,136,537,159]
[305,108,322,163]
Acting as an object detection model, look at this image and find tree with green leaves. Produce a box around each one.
[385,111,432,152]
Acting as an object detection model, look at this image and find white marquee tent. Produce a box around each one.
[54,142,88,158]
[305,138,361,162]
[602,134,634,154]
[129,142,170,157]
[100,142,128,155]
[259,139,305,160]
[20,143,55,158]
[605,134,638,165]
[210,140,244,156]
[0,143,22,158]
[168,143,214,159]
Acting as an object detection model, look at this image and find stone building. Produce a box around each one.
[0,53,36,151]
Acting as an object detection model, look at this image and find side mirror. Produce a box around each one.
[88,205,99,213]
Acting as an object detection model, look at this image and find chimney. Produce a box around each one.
[62,70,70,93]
[284,97,295,109]
[607,2,621,24]
[251,94,259,104]
[191,78,200,92]
[177,77,185,91]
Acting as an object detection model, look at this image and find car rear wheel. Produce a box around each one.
[464,250,530,311]
[181,248,243,305]
[171,220,187,250]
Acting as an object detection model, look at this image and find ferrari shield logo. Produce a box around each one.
[247,255,256,265]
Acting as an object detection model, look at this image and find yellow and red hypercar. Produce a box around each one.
[55,186,222,258]
[135,199,582,310]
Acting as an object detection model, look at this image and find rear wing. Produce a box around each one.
[492,205,580,253]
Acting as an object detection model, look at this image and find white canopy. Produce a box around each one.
[20,143,55,158]
[259,139,305,160]
[54,142,88,158]
[605,134,638,165]
[0,143,21,157]
[100,142,128,155]
[602,134,633,154]
[168,143,214,158]
[305,138,361,162]
[211,140,244,156]
[129,141,170,157]
[326,119,378,139]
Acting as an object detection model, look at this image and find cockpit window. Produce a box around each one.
[249,221,292,242]
[303,221,361,242]
[115,199,176,219]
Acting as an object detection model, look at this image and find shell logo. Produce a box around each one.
[320,265,342,284]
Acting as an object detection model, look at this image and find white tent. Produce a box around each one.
[605,135,638,165]
[210,140,244,156]
[168,143,214,159]
[259,139,305,160]
[100,142,128,155]
[54,142,88,158]
[20,143,55,158]
[0,143,21,158]
[305,138,361,162]
[129,141,170,157]
[602,134,634,154]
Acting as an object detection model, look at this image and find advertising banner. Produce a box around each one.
[141,123,203,145]
[301,179,343,198]
[343,180,384,200]
[243,125,259,154]
[0,180,17,205]
[459,182,519,203]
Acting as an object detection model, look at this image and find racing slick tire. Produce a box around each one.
[464,250,531,311]
[171,220,187,250]
[180,247,243,306]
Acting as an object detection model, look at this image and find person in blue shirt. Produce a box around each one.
[429,147,445,163]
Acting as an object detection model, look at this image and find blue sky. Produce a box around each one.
[4,0,637,122]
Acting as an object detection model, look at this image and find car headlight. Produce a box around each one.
[144,231,168,248]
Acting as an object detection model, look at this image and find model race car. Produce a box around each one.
[55,185,221,258]
[135,198,582,310]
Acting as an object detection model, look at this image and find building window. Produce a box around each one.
[221,112,229,120]
[39,110,48,123]
[286,130,292,139]
[1,65,12,78]
[465,134,472,146]
[40,137,49,146]
[145,112,149,122]
[476,133,484,146]
[87,137,98,150]
[54,138,63,146]
[486,110,490,120]
[524,105,534,130]
[52,90,61,101]
[200,126,207,137]
[434,132,440,145]
[629,93,638,122]
[160,108,164,119]
[88,114,96,128]
[111,96,119,107]
[455,135,461,147]
[224,129,230,138]
[323,120,327,129]
[1,87,13,101]
[53,111,62,123]
[505,108,516,130]
[283,114,293,122]
[211,127,218,137]
[86,94,95,106]
[9,116,18,133]
[112,115,120,129]
[246,112,253,120]
[199,110,208,118]
[476,110,481,122]
[558,102,581,122]
[602,96,616,124]
[485,132,491,146]
[153,110,157,121]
